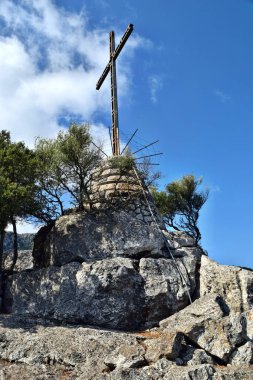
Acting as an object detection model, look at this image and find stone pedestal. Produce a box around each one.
[87,159,164,227]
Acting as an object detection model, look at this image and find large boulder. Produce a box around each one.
[160,293,226,329]
[33,211,166,268]
[3,211,202,330]
[139,248,201,323]
[7,259,145,330]
[7,248,200,330]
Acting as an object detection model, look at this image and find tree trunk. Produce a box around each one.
[0,228,5,311]
[0,229,5,271]
[10,217,18,272]
[194,224,201,247]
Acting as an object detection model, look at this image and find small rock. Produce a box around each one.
[144,331,183,363]
[229,341,253,365]
[159,294,247,362]
[159,293,225,329]
[178,345,214,366]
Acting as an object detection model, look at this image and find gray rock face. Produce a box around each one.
[4,212,202,330]
[0,315,253,380]
[229,341,253,365]
[3,232,34,252]
[7,249,200,330]
[160,293,226,329]
[200,255,253,313]
[8,259,144,330]
[3,250,33,272]
[177,345,214,366]
[104,363,219,380]
[0,315,145,380]
[160,294,248,362]
[245,308,253,339]
[2,209,253,378]
[0,363,75,380]
[33,211,166,268]
[139,251,199,324]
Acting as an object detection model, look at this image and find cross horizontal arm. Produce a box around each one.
[96,62,110,90]
[112,23,134,61]
[96,24,134,90]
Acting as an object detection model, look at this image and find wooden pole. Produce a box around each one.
[110,31,120,156]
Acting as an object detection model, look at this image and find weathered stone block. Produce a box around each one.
[144,331,183,363]
[33,211,165,268]
[200,255,253,313]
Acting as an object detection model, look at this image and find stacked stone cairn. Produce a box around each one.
[87,158,164,227]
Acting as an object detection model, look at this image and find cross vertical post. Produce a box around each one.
[110,31,120,156]
[96,24,134,157]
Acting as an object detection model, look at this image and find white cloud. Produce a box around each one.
[214,89,231,103]
[0,0,145,146]
[148,75,163,104]
[0,1,151,233]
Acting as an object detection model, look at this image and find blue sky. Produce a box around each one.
[1,0,253,267]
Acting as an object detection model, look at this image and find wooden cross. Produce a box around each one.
[96,24,134,156]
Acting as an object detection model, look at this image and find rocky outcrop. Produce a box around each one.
[7,259,146,330]
[6,247,201,330]
[1,209,253,379]
[1,210,202,330]
[200,255,253,313]
[0,315,252,379]
[33,211,166,268]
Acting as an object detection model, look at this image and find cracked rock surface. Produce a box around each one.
[1,210,253,379]
[6,211,202,330]
[0,314,253,379]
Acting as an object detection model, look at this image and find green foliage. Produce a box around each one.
[35,123,102,214]
[0,144,38,214]
[108,153,135,175]
[35,137,66,219]
[108,151,161,189]
[0,131,39,224]
[0,130,41,269]
[137,157,161,188]
[152,175,209,246]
